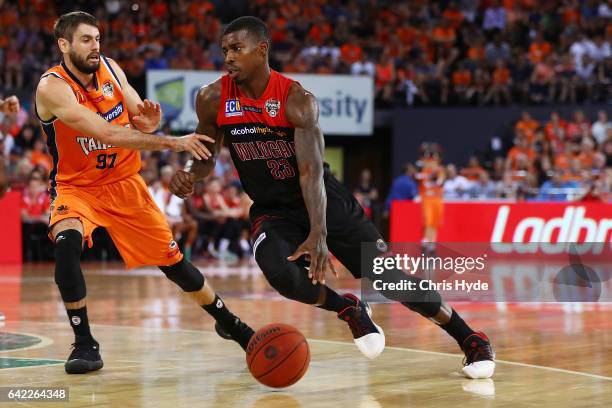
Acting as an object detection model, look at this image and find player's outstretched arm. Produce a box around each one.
[170,82,224,198]
[36,75,213,159]
[106,58,160,133]
[285,84,337,284]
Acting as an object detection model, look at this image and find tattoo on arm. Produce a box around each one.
[287,86,327,236]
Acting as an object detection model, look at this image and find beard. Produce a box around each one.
[69,50,100,74]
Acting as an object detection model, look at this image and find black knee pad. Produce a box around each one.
[54,229,86,303]
[159,258,205,292]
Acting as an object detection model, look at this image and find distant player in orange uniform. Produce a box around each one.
[415,143,445,256]
[35,12,254,374]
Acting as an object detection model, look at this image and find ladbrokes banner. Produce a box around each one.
[366,201,612,303]
[146,70,373,135]
[390,201,612,254]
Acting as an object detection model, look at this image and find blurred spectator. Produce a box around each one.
[21,171,52,261]
[355,169,378,208]
[483,59,512,105]
[482,0,506,33]
[591,110,611,145]
[149,165,197,261]
[384,163,417,215]
[470,172,497,199]
[461,156,487,181]
[443,163,472,199]
[354,168,379,218]
[537,171,579,201]
[202,177,242,261]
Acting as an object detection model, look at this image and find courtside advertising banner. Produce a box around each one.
[146,70,374,135]
[359,201,612,304]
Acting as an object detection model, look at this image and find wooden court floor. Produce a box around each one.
[0,262,611,407]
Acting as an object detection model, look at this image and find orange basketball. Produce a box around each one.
[246,323,310,388]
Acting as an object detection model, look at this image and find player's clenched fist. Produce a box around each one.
[170,170,196,199]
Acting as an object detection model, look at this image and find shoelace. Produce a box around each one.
[346,308,373,337]
[462,341,491,366]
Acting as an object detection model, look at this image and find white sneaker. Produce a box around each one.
[461,332,495,379]
[337,294,385,359]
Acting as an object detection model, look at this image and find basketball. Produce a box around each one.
[246,323,310,388]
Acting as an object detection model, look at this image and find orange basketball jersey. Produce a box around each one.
[37,57,141,197]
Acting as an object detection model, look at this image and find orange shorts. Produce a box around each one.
[49,174,182,269]
[422,197,444,229]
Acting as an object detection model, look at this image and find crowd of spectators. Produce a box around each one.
[1,0,610,260]
[376,109,611,220]
[1,0,611,107]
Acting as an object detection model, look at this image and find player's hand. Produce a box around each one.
[287,233,337,285]
[1,95,19,115]
[172,133,214,160]
[170,170,196,199]
[132,99,161,132]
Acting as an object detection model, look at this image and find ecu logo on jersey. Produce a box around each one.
[224,99,243,117]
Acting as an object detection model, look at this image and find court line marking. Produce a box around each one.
[91,323,611,382]
[9,321,612,382]
[0,332,54,354]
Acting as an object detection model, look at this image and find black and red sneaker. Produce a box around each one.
[461,331,495,378]
[337,294,385,359]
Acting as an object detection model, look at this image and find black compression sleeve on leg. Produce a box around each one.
[54,229,86,303]
[373,268,443,318]
[159,258,205,292]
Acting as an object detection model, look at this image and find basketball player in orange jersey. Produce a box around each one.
[35,12,254,374]
[170,16,495,378]
[415,144,445,256]
[0,94,20,323]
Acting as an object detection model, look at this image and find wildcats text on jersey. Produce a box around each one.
[232,140,295,162]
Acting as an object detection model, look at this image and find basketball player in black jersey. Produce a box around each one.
[171,17,495,378]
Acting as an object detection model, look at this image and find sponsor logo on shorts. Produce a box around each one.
[167,240,180,258]
[224,99,243,117]
[376,239,388,252]
[56,205,70,215]
[265,98,280,117]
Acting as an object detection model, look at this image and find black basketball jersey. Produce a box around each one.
[217,70,326,208]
